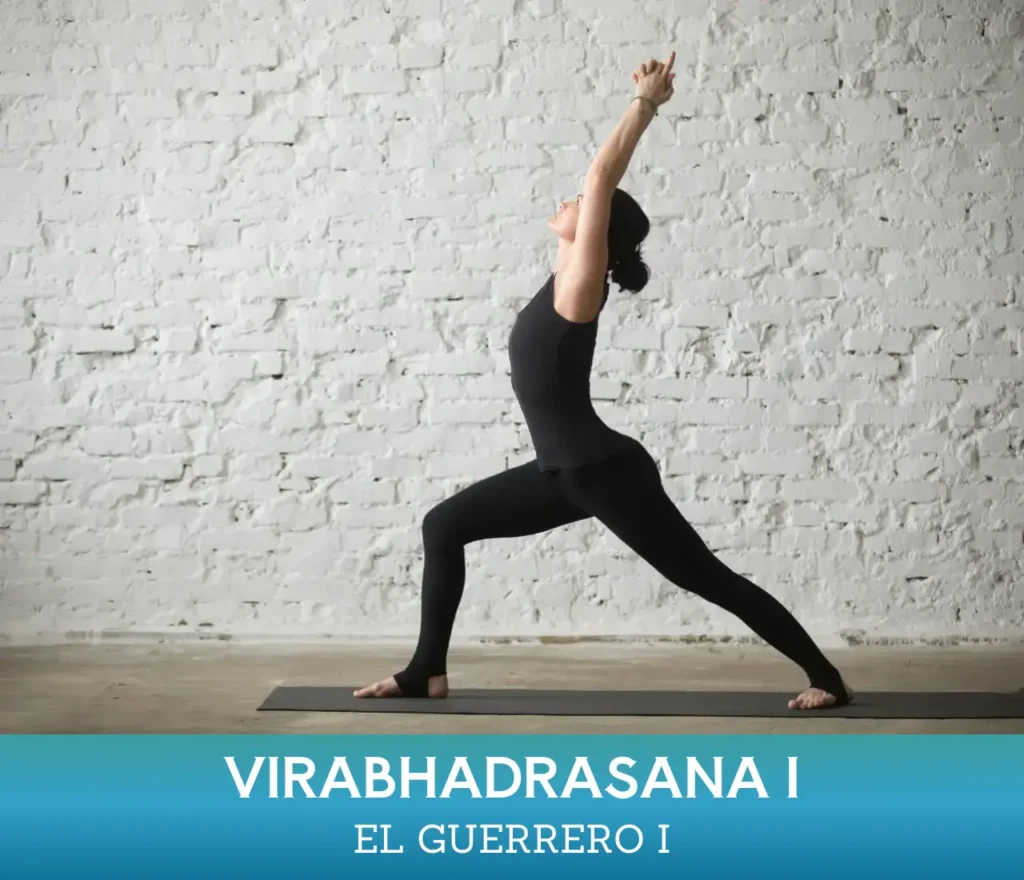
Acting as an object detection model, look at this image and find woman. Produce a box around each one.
[356,52,852,710]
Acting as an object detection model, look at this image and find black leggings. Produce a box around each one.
[393,438,846,701]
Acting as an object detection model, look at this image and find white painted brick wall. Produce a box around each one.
[1,0,1022,645]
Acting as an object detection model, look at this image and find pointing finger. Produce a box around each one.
[664,50,676,74]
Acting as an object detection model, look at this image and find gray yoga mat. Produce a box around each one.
[257,686,1024,719]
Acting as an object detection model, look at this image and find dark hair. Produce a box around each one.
[607,187,651,293]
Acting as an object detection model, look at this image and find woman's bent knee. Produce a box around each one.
[421,502,463,547]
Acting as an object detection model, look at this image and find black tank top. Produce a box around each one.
[508,272,635,471]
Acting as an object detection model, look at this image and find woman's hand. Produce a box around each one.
[631,50,676,108]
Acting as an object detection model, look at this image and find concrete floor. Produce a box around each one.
[0,641,1022,734]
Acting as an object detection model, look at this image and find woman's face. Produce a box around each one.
[547,193,582,241]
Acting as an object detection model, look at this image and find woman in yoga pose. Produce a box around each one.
[356,52,852,710]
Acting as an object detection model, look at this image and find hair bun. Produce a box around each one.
[609,247,650,294]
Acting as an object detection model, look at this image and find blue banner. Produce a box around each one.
[0,735,1021,878]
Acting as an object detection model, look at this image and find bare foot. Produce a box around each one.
[788,683,854,710]
[353,674,449,699]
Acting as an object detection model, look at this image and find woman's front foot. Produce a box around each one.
[788,681,854,710]
[353,674,449,699]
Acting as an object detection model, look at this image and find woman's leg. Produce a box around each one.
[556,444,850,706]
[358,460,590,698]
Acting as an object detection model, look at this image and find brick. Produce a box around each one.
[874,68,960,92]
[0,482,43,503]
[58,330,136,353]
[218,43,278,70]
[0,329,34,351]
[0,355,32,381]
[400,45,444,69]
[748,170,817,192]
[0,222,42,247]
[758,68,841,93]
[22,456,103,480]
[344,70,407,94]
[109,457,186,481]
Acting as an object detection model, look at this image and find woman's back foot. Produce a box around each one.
[353,674,449,699]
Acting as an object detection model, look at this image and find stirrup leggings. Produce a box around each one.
[393,439,846,702]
